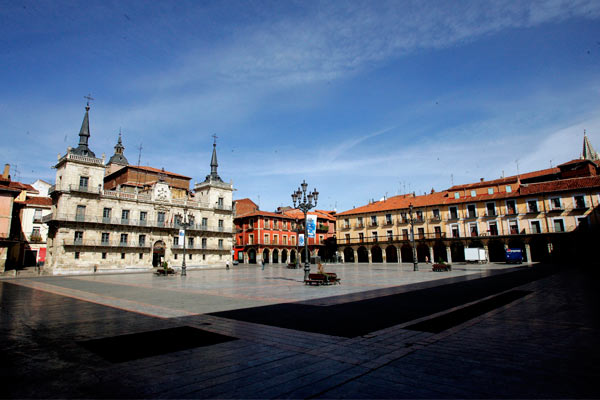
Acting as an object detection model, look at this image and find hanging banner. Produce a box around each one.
[299,234,305,247]
[306,215,317,238]
[179,229,185,240]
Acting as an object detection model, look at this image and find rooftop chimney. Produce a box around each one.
[2,164,9,179]
[480,178,484,182]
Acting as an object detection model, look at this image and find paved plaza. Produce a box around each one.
[1,262,599,398]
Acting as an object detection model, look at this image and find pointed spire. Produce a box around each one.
[581,130,599,161]
[204,134,223,183]
[108,130,129,166]
[71,101,96,157]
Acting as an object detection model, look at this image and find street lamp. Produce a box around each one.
[409,204,418,271]
[179,209,194,277]
[291,180,319,281]
[295,218,300,269]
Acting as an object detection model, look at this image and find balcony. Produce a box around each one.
[45,214,234,233]
[429,216,442,223]
[356,223,364,228]
[214,204,232,211]
[446,214,460,221]
[369,222,378,227]
[384,219,394,226]
[63,239,151,248]
[485,211,497,217]
[464,212,478,220]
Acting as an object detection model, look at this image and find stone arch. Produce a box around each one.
[357,246,369,263]
[344,247,355,263]
[416,244,429,262]
[247,248,257,264]
[385,245,398,263]
[281,249,288,264]
[488,239,505,262]
[272,249,279,263]
[400,244,413,263]
[262,248,270,263]
[152,240,166,267]
[371,246,383,263]
[317,248,325,260]
[433,241,447,263]
[451,242,465,262]
[290,249,297,263]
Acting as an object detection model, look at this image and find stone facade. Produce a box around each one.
[43,106,233,275]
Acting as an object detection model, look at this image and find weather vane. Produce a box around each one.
[212,133,218,145]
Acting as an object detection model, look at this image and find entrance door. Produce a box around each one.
[152,241,166,266]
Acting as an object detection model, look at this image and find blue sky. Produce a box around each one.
[1,0,600,212]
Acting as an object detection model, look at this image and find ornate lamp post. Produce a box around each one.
[179,209,194,277]
[295,218,300,269]
[409,204,418,271]
[291,181,319,281]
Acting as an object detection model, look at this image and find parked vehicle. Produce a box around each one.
[505,248,523,264]
[465,247,487,263]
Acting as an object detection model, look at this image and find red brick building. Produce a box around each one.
[233,198,338,264]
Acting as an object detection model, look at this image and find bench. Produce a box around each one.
[432,263,452,272]
[287,263,299,269]
[305,273,341,286]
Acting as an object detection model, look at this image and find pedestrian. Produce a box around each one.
[261,259,265,270]
[425,255,429,263]
[226,260,230,270]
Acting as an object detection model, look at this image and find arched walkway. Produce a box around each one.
[385,245,398,263]
[247,249,257,264]
[488,240,505,262]
[507,239,526,261]
[371,246,383,263]
[290,249,297,263]
[272,249,279,263]
[433,241,447,263]
[530,237,549,262]
[262,249,270,263]
[451,242,465,262]
[357,246,369,263]
[152,240,166,267]
[344,247,355,263]
[400,245,413,263]
[281,249,288,264]
[417,244,429,262]
[317,248,324,261]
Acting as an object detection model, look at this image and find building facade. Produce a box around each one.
[336,138,600,264]
[43,104,234,274]
[233,198,337,264]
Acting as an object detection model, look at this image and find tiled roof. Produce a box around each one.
[16,197,53,206]
[9,181,37,192]
[236,210,295,220]
[448,176,518,191]
[337,191,449,216]
[132,166,191,179]
[282,209,336,221]
[520,176,600,195]
[518,167,561,180]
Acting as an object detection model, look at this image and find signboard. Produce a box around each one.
[306,215,317,238]
[299,234,305,246]
[179,229,185,240]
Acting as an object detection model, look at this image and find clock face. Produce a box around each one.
[157,186,168,200]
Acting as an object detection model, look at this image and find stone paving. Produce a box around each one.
[0,262,598,398]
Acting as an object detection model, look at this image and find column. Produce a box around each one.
[340,252,345,263]
[367,248,372,263]
[397,247,402,263]
[429,246,434,264]
[484,245,489,263]
[525,243,532,265]
[382,250,387,263]
[353,249,358,263]
[446,246,452,264]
